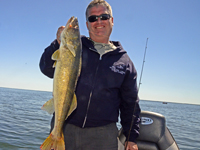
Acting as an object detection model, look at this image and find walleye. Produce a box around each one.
[40,16,82,150]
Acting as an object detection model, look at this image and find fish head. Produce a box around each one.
[66,16,79,35]
[60,16,81,50]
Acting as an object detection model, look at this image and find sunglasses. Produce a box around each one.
[87,14,111,23]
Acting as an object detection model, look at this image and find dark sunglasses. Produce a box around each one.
[87,14,111,23]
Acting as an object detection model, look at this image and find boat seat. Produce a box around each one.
[118,111,179,150]
[137,141,159,150]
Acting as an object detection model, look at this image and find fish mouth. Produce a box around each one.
[66,16,79,29]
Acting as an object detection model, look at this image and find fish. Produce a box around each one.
[40,16,82,150]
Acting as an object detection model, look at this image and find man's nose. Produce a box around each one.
[97,17,102,23]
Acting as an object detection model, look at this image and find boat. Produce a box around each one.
[118,111,179,150]
[163,102,168,104]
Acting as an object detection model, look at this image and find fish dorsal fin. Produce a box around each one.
[52,49,60,60]
[41,98,55,114]
[65,93,77,119]
[52,50,60,68]
[67,44,76,57]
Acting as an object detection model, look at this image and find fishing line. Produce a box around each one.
[124,38,148,150]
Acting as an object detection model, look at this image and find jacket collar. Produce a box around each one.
[81,35,126,55]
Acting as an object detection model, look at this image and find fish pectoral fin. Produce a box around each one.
[41,98,55,114]
[66,94,77,119]
[67,44,76,57]
[52,49,60,60]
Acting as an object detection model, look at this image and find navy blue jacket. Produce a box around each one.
[39,36,141,142]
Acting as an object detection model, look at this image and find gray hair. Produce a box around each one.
[85,0,113,19]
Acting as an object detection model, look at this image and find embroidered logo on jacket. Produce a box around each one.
[110,64,125,75]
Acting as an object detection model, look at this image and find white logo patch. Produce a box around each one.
[141,117,153,125]
[110,64,125,75]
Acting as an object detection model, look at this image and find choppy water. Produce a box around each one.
[0,87,199,150]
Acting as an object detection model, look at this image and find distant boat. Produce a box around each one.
[163,102,168,104]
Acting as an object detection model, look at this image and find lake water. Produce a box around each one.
[0,87,199,150]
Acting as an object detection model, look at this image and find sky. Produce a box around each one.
[0,0,199,105]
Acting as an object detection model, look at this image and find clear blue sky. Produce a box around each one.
[0,0,199,105]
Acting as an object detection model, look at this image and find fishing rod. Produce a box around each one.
[124,38,148,150]
[138,38,148,92]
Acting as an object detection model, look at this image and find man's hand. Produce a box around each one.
[56,26,65,44]
[125,141,138,150]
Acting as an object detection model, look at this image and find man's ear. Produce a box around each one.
[86,21,89,30]
[111,17,114,26]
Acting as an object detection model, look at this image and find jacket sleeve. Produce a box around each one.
[120,60,141,143]
[39,40,59,78]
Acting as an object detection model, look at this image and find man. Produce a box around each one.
[39,0,140,150]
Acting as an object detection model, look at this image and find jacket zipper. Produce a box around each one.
[82,48,101,128]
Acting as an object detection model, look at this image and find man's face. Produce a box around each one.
[86,5,113,43]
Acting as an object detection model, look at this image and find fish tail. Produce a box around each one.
[40,133,65,150]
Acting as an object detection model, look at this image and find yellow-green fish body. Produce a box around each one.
[40,16,81,150]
